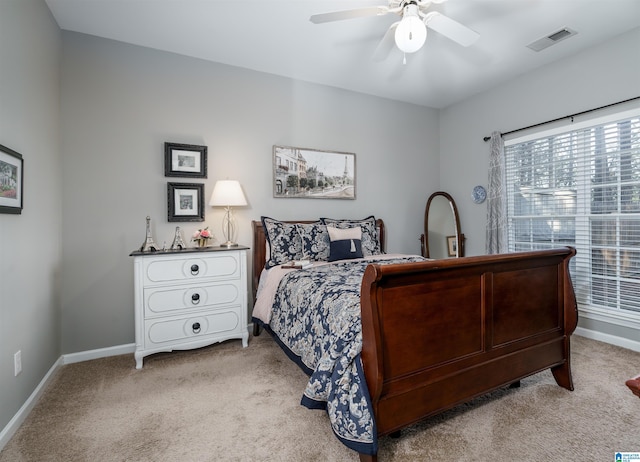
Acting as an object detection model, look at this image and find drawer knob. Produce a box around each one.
[190,264,200,275]
[191,293,200,304]
[192,322,201,334]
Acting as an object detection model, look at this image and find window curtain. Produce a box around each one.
[486,131,508,254]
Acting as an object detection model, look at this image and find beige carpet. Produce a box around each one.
[1,334,638,462]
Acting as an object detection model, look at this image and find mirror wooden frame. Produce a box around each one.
[420,191,465,258]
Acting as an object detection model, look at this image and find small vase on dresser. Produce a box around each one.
[129,245,249,369]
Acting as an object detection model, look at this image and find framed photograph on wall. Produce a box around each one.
[167,182,204,222]
[0,143,24,214]
[164,142,207,178]
[447,235,457,257]
[272,145,355,199]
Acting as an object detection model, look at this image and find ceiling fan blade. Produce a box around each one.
[424,11,479,47]
[310,6,390,24]
[372,22,400,62]
[417,0,448,6]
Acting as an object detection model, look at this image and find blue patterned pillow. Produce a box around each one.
[261,217,303,269]
[296,223,330,261]
[327,226,363,261]
[320,215,381,256]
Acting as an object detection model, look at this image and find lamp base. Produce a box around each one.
[220,207,239,249]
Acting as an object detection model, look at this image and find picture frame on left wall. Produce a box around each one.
[167,182,204,222]
[0,143,24,214]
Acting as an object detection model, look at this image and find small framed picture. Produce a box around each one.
[447,236,457,257]
[167,182,204,222]
[0,143,24,215]
[164,142,207,178]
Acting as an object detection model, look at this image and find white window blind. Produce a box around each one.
[504,111,640,319]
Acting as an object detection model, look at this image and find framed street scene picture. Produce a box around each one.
[272,145,355,200]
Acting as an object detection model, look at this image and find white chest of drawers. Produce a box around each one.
[131,246,249,369]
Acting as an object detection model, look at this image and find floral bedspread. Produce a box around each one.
[258,256,425,455]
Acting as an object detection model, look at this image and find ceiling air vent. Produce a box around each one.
[527,27,577,52]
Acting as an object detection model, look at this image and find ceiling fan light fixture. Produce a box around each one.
[394,7,427,53]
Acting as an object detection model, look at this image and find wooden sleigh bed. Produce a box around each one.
[251,218,578,462]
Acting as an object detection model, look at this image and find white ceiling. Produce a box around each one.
[45,0,640,109]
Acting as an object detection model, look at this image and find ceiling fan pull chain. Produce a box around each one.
[403,52,407,65]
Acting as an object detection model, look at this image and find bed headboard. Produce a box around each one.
[251,219,386,301]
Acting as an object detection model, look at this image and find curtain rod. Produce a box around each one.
[482,96,640,142]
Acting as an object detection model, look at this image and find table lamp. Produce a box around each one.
[209,180,247,247]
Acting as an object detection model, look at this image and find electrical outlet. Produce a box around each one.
[14,350,22,376]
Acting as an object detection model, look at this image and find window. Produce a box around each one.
[505,110,640,322]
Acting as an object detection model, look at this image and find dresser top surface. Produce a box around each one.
[130,245,249,257]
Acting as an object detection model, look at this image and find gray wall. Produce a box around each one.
[0,0,62,435]
[439,27,640,343]
[60,32,440,354]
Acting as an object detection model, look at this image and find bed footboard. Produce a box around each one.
[359,248,577,459]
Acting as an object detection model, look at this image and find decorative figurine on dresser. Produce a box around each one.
[129,243,249,369]
[140,216,159,252]
[170,226,187,250]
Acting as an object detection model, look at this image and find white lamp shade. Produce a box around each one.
[209,180,247,207]
[395,14,427,53]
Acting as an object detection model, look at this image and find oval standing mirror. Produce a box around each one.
[421,191,464,259]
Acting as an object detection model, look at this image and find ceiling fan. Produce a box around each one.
[310,0,479,62]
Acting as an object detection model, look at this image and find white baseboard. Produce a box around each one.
[575,327,640,353]
[62,343,135,365]
[0,356,63,450]
[0,343,135,452]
